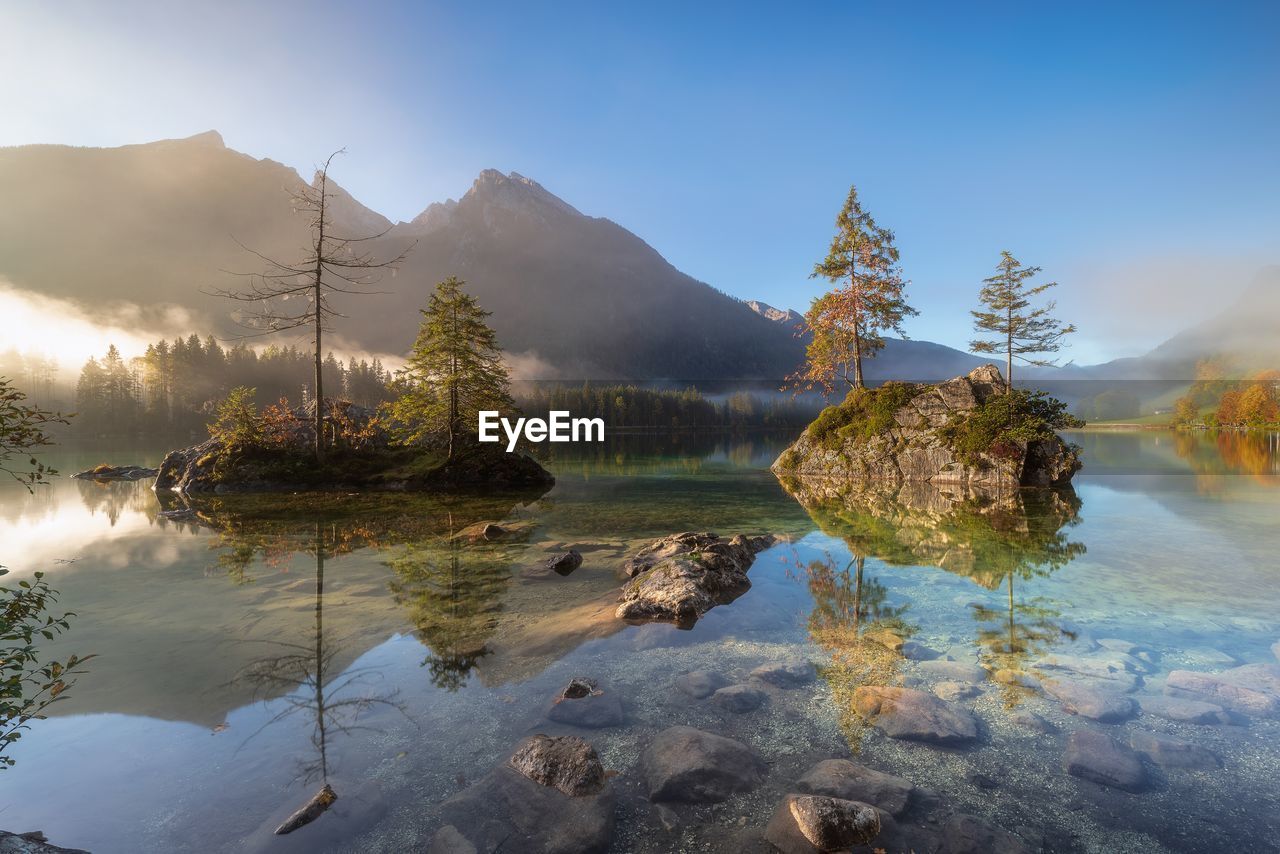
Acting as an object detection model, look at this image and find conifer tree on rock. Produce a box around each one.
[389,277,515,459]
[788,185,916,394]
[970,251,1075,393]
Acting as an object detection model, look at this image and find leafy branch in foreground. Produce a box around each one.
[0,567,94,768]
[0,376,70,492]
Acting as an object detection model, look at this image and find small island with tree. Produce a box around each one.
[152,155,552,495]
[774,186,1082,492]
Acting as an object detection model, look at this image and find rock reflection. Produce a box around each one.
[780,476,1088,717]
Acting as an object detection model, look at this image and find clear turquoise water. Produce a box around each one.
[0,431,1277,853]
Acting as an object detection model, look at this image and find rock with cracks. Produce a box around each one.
[764,793,882,853]
[615,532,775,624]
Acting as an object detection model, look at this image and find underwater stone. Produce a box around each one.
[1165,665,1280,718]
[1042,679,1137,723]
[852,686,978,745]
[795,758,914,816]
[1063,730,1145,792]
[642,726,767,803]
[426,825,476,854]
[918,660,987,683]
[547,682,625,729]
[711,683,767,713]
[674,670,729,699]
[937,813,1033,854]
[1138,695,1232,725]
[1008,710,1055,734]
[934,681,981,701]
[1129,731,1220,770]
[750,658,817,688]
[440,748,616,854]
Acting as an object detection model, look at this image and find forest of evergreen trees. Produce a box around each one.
[69,335,393,438]
[54,335,818,439]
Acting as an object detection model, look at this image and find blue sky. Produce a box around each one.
[3,0,1278,363]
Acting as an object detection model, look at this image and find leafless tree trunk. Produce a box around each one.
[209,150,412,463]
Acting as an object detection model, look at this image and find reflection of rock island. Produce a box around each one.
[782,475,1088,710]
[780,476,1085,590]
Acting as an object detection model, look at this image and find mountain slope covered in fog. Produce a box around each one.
[0,132,987,383]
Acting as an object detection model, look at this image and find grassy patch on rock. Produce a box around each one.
[806,382,923,450]
[939,389,1083,466]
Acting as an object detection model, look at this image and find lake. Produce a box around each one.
[1,430,1278,853]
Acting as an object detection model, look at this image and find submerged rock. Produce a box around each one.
[918,660,986,683]
[750,658,817,688]
[547,678,625,729]
[440,737,616,854]
[771,365,1080,490]
[0,832,89,854]
[426,825,476,854]
[545,550,583,576]
[1032,653,1144,688]
[795,758,914,816]
[934,681,981,701]
[763,794,881,853]
[642,726,767,803]
[711,683,767,713]
[526,550,584,580]
[1008,710,1055,734]
[1138,695,1235,725]
[937,813,1033,854]
[508,734,607,796]
[1063,730,1145,792]
[1165,664,1280,718]
[1129,731,1220,770]
[615,532,775,624]
[852,686,978,745]
[1042,678,1137,723]
[674,670,729,699]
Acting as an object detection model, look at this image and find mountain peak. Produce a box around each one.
[181,130,225,148]
[465,169,581,218]
[745,300,803,325]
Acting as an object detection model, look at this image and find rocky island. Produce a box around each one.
[153,401,553,495]
[772,365,1082,490]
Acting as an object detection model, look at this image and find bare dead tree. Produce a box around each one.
[209,150,412,461]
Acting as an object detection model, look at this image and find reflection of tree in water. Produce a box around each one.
[75,478,157,527]
[230,523,407,833]
[1173,430,1280,492]
[799,550,913,752]
[781,478,1088,715]
[386,512,514,692]
[163,491,546,833]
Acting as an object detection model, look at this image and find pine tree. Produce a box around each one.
[389,277,514,458]
[970,252,1076,392]
[788,185,916,393]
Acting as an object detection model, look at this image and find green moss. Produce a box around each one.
[805,382,923,451]
[940,389,1083,466]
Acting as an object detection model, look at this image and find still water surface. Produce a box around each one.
[0,431,1277,852]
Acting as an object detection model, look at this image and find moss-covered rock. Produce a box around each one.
[154,437,553,494]
[772,365,1081,490]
